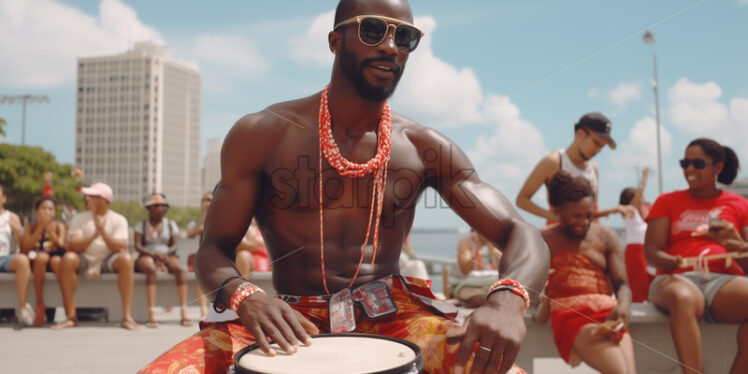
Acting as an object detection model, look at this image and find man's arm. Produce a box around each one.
[418,128,550,374]
[67,219,99,253]
[196,112,318,357]
[602,227,632,326]
[515,154,560,222]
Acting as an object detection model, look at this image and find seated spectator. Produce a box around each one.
[21,196,66,325]
[186,191,212,320]
[235,219,271,277]
[398,235,429,280]
[52,182,138,330]
[534,171,636,373]
[452,230,502,307]
[645,138,748,374]
[0,184,34,325]
[134,193,191,328]
[611,167,654,302]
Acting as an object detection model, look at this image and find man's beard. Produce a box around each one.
[338,41,403,102]
[563,223,589,239]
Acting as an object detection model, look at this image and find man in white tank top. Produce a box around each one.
[516,112,616,223]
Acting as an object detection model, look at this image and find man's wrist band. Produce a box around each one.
[487,278,530,310]
[213,275,246,313]
[230,282,266,313]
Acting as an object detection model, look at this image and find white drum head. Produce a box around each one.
[236,334,421,374]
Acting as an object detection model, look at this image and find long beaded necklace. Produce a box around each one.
[318,85,392,294]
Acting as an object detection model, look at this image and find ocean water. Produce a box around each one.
[172,228,465,295]
[174,229,465,262]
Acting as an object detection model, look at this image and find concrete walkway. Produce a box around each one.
[1,306,598,374]
[0,307,201,374]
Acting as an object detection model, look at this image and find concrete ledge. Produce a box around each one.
[0,272,274,323]
[514,302,739,373]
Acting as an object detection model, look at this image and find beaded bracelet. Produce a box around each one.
[487,279,530,310]
[213,275,246,313]
[230,282,266,313]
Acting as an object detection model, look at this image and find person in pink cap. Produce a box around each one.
[52,182,138,330]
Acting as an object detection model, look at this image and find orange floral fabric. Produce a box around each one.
[545,246,625,365]
[139,276,526,374]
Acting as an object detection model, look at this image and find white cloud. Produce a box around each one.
[391,16,485,128]
[667,78,748,162]
[0,0,164,88]
[609,117,672,180]
[288,10,336,67]
[608,82,641,108]
[739,0,748,6]
[467,95,548,195]
[189,34,269,74]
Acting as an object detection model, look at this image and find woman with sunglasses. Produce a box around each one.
[645,138,748,374]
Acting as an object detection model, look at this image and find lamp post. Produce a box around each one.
[643,30,663,196]
[0,94,50,146]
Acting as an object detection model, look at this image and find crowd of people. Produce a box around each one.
[0,183,271,330]
[2,1,747,373]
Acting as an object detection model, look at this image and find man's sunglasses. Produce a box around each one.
[334,15,424,53]
[679,158,711,169]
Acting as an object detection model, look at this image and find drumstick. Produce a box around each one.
[679,251,748,268]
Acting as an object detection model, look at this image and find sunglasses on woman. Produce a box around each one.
[334,15,424,53]
[679,158,711,169]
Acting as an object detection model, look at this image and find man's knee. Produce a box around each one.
[114,253,134,273]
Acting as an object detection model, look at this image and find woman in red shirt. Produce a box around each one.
[645,138,748,374]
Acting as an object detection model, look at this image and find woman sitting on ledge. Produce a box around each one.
[645,138,748,374]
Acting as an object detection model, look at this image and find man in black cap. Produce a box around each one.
[516,112,616,223]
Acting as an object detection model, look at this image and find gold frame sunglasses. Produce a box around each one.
[334,15,424,53]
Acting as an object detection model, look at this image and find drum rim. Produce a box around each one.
[233,333,424,374]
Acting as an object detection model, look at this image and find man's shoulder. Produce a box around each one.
[233,95,318,134]
[106,210,128,224]
[592,224,619,248]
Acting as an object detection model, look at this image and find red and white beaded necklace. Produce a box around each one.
[318,85,392,294]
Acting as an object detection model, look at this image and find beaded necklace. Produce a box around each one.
[318,85,392,294]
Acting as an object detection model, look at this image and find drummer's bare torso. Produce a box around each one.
[542,223,612,271]
[231,93,446,295]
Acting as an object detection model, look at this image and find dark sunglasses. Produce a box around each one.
[334,15,424,53]
[679,158,710,169]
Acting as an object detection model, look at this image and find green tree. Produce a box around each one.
[110,200,202,229]
[0,116,6,137]
[0,144,83,218]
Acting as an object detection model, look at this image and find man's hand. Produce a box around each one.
[607,303,630,329]
[446,292,526,374]
[237,293,319,357]
[93,214,105,234]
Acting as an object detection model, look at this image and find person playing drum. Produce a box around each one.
[140,1,549,373]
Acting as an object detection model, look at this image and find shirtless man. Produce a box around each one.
[142,1,548,373]
[516,113,615,223]
[535,171,635,373]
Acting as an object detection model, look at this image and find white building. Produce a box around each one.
[202,138,222,195]
[75,43,201,207]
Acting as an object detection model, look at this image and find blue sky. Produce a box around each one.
[1,0,747,228]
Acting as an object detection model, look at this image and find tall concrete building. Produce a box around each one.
[75,43,201,207]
